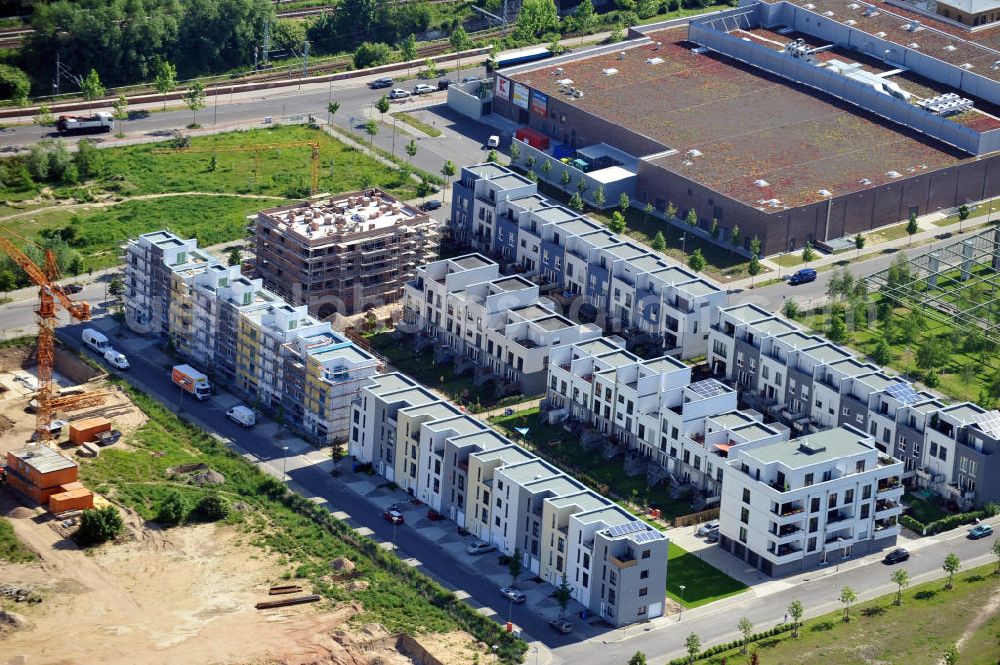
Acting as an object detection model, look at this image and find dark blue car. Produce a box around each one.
[789,268,817,285]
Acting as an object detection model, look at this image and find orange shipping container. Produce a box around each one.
[69,417,111,445]
[49,488,94,513]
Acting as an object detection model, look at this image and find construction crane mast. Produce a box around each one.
[0,231,105,443]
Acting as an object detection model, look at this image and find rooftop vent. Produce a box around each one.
[804,3,815,8]
[848,2,859,8]
[602,68,619,76]
[863,6,878,16]
[654,41,662,50]
[753,179,770,188]
[618,51,626,60]
[646,57,664,64]
[905,20,921,31]
[818,189,832,197]
[553,67,564,75]
[993,60,1000,70]
[797,440,827,455]
[876,31,887,38]
[961,63,974,69]
[687,148,703,157]
[846,19,857,25]
[886,171,901,178]
[859,178,872,185]
[824,10,835,16]
[944,44,957,51]
[909,43,920,49]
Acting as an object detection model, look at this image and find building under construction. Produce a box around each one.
[252,190,440,318]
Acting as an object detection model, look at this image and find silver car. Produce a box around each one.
[697,520,720,537]
[465,540,496,555]
[500,586,526,603]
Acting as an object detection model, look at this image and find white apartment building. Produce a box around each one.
[350,371,669,626]
[401,254,602,393]
[719,425,904,577]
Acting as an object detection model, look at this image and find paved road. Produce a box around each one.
[50,317,1000,665]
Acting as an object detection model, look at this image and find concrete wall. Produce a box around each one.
[513,139,637,209]
[447,81,488,120]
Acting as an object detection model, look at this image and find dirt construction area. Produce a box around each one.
[0,494,482,665]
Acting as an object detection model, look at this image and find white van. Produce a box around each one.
[103,348,129,370]
[82,328,110,353]
[226,405,256,427]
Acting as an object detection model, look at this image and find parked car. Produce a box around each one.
[462,76,482,83]
[549,617,574,634]
[466,540,496,555]
[420,199,442,211]
[103,348,130,370]
[437,79,453,90]
[370,77,393,89]
[95,429,122,447]
[883,548,910,564]
[968,524,994,539]
[383,509,404,525]
[500,586,526,603]
[413,83,436,95]
[31,419,67,441]
[705,529,720,543]
[226,405,256,427]
[426,508,445,521]
[788,268,817,285]
[696,520,720,537]
[486,135,500,149]
[56,283,83,295]
[388,88,410,100]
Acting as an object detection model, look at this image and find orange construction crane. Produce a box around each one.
[0,229,106,442]
[153,141,322,195]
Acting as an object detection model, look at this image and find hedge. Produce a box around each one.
[666,623,796,664]
[901,502,998,537]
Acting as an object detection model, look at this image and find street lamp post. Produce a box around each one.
[532,646,539,665]
[836,537,844,572]
[492,644,499,664]
[282,445,289,480]
[678,585,686,620]
[681,234,687,254]
[392,519,397,551]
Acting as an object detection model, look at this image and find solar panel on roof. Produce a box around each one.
[885,382,920,405]
[688,379,729,399]
[607,520,646,538]
[975,410,1000,437]
[632,530,665,543]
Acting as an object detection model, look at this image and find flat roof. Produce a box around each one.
[643,356,688,373]
[8,445,77,475]
[452,254,494,270]
[828,358,876,376]
[381,386,440,408]
[748,317,800,336]
[401,402,461,422]
[474,445,535,466]
[547,490,610,513]
[574,337,626,356]
[744,426,875,468]
[508,25,967,209]
[722,303,772,324]
[366,373,417,395]
[468,163,511,179]
[803,343,853,365]
[556,218,603,236]
[492,276,533,292]
[710,411,756,430]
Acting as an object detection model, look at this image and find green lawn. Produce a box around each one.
[666,542,747,608]
[80,385,526,662]
[490,408,694,520]
[392,112,443,138]
[868,221,912,243]
[904,491,952,524]
[774,253,805,268]
[0,517,36,564]
[679,564,1000,665]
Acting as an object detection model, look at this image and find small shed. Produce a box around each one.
[69,417,112,445]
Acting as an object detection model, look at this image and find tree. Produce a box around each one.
[184,81,206,127]
[508,547,523,586]
[737,617,753,654]
[685,632,701,663]
[627,652,647,665]
[33,104,54,127]
[749,235,762,258]
[74,140,99,179]
[77,506,124,545]
[644,202,654,225]
[405,139,417,164]
[958,204,970,221]
[436,160,455,204]
[782,298,799,320]
[364,119,378,145]
[572,0,598,33]
[195,493,230,521]
[541,159,553,179]
[665,201,677,221]
[839,586,857,622]
[828,310,848,343]
[787,599,804,637]
[890,568,910,606]
[554,575,572,618]
[685,207,698,228]
[227,247,241,267]
[748,253,762,287]
[652,231,666,252]
[992,538,1000,574]
[609,211,627,233]
[802,240,816,263]
[108,275,125,301]
[560,169,571,191]
[450,26,470,76]
[688,249,705,273]
[80,68,105,111]
[710,217,719,239]
[158,492,186,526]
[401,33,418,62]
[514,0,560,41]
[568,192,584,211]
[729,225,741,253]
[594,185,606,208]
[943,553,960,589]
[907,211,919,245]
[154,60,177,110]
[916,338,948,371]
[0,269,15,296]
[327,101,340,125]
[619,192,630,214]
[0,64,29,106]
[943,645,959,665]
[486,149,499,163]
[353,42,392,68]
[376,95,390,118]
[854,232,866,258]
[112,93,129,137]
[510,141,521,164]
[871,338,892,365]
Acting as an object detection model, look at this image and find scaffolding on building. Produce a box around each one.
[864,226,1000,343]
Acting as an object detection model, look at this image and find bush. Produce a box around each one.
[194,494,230,522]
[353,42,392,69]
[903,509,987,536]
[77,506,124,545]
[158,491,187,525]
[0,64,29,105]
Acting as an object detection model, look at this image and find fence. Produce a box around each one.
[673,506,720,528]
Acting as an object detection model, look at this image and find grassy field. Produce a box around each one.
[490,407,694,520]
[0,517,36,564]
[666,542,747,608]
[682,563,1000,665]
[904,491,952,524]
[392,112,443,138]
[80,386,526,661]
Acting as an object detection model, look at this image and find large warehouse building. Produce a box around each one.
[491,0,1000,254]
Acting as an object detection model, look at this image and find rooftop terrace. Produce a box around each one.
[260,189,427,244]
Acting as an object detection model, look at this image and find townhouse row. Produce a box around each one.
[708,303,1000,511]
[125,230,380,444]
[401,253,603,394]
[349,371,669,627]
[449,163,728,360]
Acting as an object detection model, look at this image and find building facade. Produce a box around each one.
[719,426,903,576]
[253,190,440,318]
[350,372,669,626]
[450,164,727,359]
[125,230,380,444]
[401,253,603,394]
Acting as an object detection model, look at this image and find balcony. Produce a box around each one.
[772,523,803,540]
[772,502,805,519]
[875,499,901,517]
[775,543,803,557]
[874,518,899,536]
[877,477,903,494]
[608,553,637,569]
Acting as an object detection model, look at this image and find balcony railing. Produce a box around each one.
[877,478,903,493]
[608,553,637,569]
